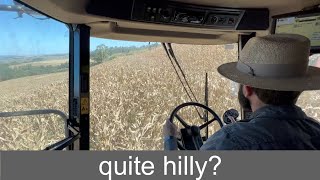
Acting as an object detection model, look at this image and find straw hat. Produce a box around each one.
[217,34,320,91]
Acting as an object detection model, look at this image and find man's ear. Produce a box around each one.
[243,85,254,98]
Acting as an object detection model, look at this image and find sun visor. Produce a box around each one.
[89,22,240,44]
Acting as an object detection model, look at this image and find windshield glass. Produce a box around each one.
[90,41,239,150]
[0,0,69,150]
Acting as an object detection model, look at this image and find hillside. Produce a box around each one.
[0,44,319,150]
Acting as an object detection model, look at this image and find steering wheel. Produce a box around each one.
[168,102,223,150]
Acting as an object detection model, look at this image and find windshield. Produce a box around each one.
[90,42,239,150]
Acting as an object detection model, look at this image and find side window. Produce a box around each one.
[297,54,320,121]
[0,0,69,150]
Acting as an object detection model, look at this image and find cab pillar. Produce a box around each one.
[69,24,90,150]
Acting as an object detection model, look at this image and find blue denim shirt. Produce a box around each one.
[165,105,320,150]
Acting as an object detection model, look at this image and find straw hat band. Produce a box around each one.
[236,61,308,78]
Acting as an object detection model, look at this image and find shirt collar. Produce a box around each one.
[249,104,306,120]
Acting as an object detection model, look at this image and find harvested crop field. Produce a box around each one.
[0,44,319,150]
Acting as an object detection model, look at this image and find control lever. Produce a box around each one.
[223,109,239,124]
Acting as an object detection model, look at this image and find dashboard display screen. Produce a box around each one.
[275,14,320,47]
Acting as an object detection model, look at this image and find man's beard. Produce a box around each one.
[238,85,251,110]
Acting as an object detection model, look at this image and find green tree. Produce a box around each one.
[93,44,109,64]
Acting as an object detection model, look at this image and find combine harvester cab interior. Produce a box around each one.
[0,0,319,150]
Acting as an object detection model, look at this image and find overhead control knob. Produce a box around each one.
[205,15,219,25]
[152,8,157,13]
[146,7,152,12]
[159,8,171,22]
[211,16,219,24]
[228,17,236,24]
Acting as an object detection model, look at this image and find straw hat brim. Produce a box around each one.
[218,62,320,91]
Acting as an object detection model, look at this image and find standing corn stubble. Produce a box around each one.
[164,34,320,150]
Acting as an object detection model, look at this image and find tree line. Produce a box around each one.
[91,43,159,64]
[0,43,159,82]
[0,63,69,81]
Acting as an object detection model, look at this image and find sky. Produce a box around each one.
[0,0,150,56]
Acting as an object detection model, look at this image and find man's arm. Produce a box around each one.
[163,119,242,150]
[164,136,178,150]
[200,125,241,150]
[163,119,178,150]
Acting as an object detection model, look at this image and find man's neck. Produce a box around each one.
[251,101,267,112]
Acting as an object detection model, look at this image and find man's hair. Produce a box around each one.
[252,87,302,105]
